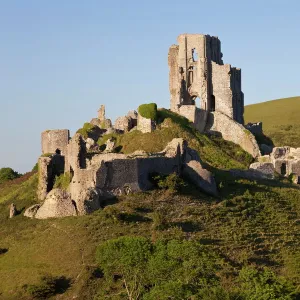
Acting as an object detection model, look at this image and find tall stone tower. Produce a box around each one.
[168,33,244,128]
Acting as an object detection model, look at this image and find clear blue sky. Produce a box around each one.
[0,0,299,173]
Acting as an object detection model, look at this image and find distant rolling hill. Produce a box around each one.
[244,96,300,147]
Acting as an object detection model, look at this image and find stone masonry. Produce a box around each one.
[41,129,70,155]
[168,34,244,127]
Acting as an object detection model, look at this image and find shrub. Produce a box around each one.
[237,267,297,300]
[76,122,97,139]
[151,173,186,192]
[96,236,152,299]
[138,103,158,120]
[53,172,72,190]
[96,237,221,299]
[0,168,20,184]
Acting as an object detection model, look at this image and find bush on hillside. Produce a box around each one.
[151,172,186,192]
[138,103,158,120]
[96,237,223,299]
[53,172,72,190]
[0,168,20,184]
[238,267,297,300]
[76,122,98,139]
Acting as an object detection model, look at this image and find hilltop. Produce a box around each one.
[1,116,300,299]
[244,96,300,147]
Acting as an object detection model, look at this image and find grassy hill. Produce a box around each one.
[244,96,300,147]
[1,114,300,298]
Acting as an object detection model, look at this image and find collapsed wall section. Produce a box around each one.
[206,111,260,158]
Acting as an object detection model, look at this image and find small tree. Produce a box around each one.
[96,236,152,300]
[0,167,20,184]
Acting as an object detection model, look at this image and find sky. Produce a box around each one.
[0,0,299,173]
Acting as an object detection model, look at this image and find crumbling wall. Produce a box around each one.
[178,105,208,132]
[206,111,260,158]
[137,114,155,133]
[41,129,70,155]
[168,33,244,128]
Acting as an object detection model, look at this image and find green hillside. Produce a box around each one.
[1,116,300,298]
[244,96,300,147]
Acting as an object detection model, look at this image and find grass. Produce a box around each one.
[1,171,300,298]
[244,96,300,147]
[1,108,300,298]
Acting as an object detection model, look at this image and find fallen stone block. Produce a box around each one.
[183,160,218,197]
[35,189,77,219]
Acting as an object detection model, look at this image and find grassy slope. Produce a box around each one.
[244,96,300,147]
[1,113,300,298]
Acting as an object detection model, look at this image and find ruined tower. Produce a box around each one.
[168,33,244,129]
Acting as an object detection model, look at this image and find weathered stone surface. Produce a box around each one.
[35,189,77,219]
[37,157,52,201]
[183,160,218,197]
[249,162,275,179]
[137,114,155,133]
[230,169,273,181]
[37,154,65,201]
[24,204,41,218]
[98,105,105,122]
[105,138,115,153]
[68,138,197,215]
[9,203,17,218]
[206,111,260,158]
[169,33,243,124]
[41,129,69,155]
[114,116,131,132]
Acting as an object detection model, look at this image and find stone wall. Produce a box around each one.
[137,114,155,133]
[178,105,208,133]
[206,111,260,158]
[168,33,244,126]
[41,129,70,155]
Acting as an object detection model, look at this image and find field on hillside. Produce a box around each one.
[244,96,300,147]
[2,116,300,299]
[2,171,300,299]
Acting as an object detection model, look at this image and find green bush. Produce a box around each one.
[237,267,297,300]
[96,236,152,299]
[151,173,186,192]
[0,168,20,184]
[138,103,158,120]
[53,172,72,190]
[76,122,97,139]
[96,237,221,299]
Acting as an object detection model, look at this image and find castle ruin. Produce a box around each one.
[168,34,244,131]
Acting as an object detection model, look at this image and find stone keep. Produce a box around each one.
[168,34,244,127]
[41,129,70,155]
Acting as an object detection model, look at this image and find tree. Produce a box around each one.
[0,167,20,184]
